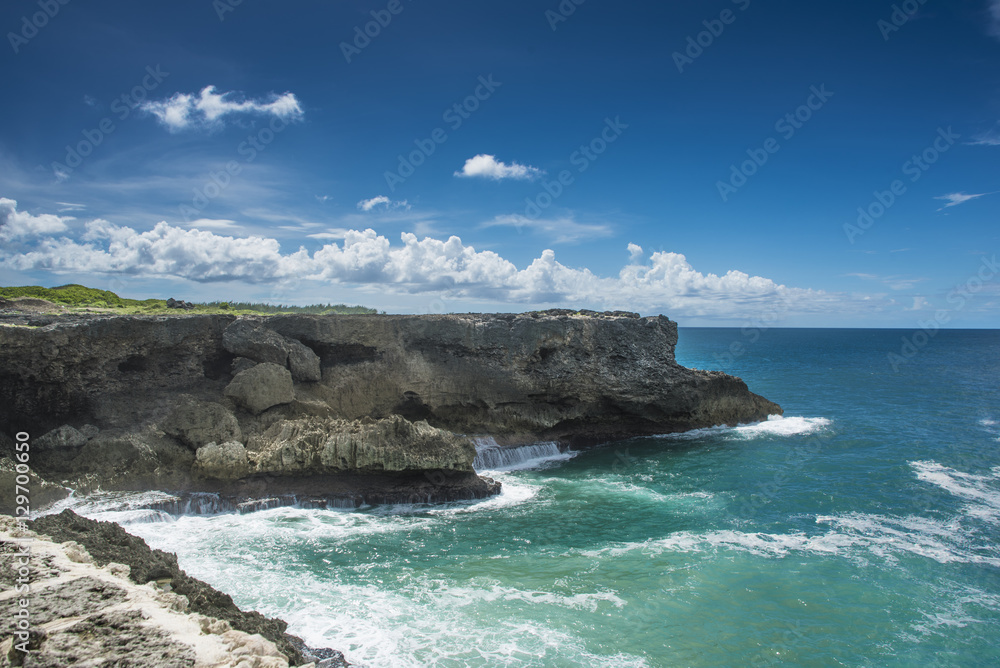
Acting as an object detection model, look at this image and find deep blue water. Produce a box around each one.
[62,328,1000,667]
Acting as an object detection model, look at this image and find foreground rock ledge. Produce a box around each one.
[0,310,781,510]
[1,512,346,667]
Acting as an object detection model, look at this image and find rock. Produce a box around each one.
[231,356,257,375]
[28,510,342,666]
[223,319,322,382]
[249,415,476,475]
[0,457,70,514]
[80,423,100,440]
[0,311,781,503]
[286,337,322,382]
[224,362,295,414]
[161,398,242,449]
[36,424,88,448]
[194,441,250,480]
[223,320,289,366]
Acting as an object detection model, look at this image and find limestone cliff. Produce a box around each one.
[0,310,781,510]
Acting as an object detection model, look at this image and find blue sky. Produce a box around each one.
[1,0,998,326]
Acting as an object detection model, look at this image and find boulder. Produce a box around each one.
[161,399,241,449]
[223,320,321,382]
[231,356,257,375]
[286,338,322,382]
[193,441,250,480]
[224,363,294,414]
[36,425,88,449]
[222,320,288,366]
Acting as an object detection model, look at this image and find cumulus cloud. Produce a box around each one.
[0,199,874,319]
[455,154,542,181]
[0,198,71,242]
[141,86,303,132]
[482,214,612,244]
[357,196,409,212]
[186,218,239,230]
[935,192,991,210]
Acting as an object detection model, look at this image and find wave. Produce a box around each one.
[910,460,1000,523]
[653,415,832,441]
[582,515,1000,567]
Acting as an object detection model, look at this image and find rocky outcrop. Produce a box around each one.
[162,399,242,450]
[224,363,295,415]
[249,416,476,476]
[224,320,321,382]
[0,310,781,510]
[3,511,347,667]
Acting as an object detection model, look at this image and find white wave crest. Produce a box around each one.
[910,460,1000,523]
[656,415,832,441]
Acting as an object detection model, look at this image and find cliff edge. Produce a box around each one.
[0,310,781,510]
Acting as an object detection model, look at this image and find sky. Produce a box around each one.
[0,0,998,326]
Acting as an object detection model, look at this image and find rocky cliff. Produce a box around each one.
[0,310,781,511]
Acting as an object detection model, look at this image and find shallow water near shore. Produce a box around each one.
[61,329,1000,666]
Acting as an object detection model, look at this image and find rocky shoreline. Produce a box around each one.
[0,310,781,514]
[1,510,346,667]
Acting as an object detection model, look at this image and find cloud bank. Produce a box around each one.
[0,198,870,319]
[455,154,542,181]
[141,86,303,132]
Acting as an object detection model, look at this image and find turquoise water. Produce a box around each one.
[73,329,1000,666]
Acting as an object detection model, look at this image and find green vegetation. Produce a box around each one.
[0,284,378,315]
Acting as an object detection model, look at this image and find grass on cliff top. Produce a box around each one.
[0,284,378,315]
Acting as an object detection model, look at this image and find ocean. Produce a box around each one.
[54,328,1000,666]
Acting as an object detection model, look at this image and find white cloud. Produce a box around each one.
[0,198,881,319]
[0,198,71,242]
[455,154,542,181]
[187,218,239,230]
[990,0,1000,38]
[482,214,613,244]
[141,86,303,132]
[357,196,409,212]
[307,229,352,240]
[969,130,1000,146]
[627,243,645,264]
[935,192,991,210]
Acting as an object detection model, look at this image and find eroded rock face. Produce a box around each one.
[248,416,476,476]
[161,399,241,449]
[194,441,250,480]
[224,362,294,414]
[223,320,321,382]
[35,424,89,449]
